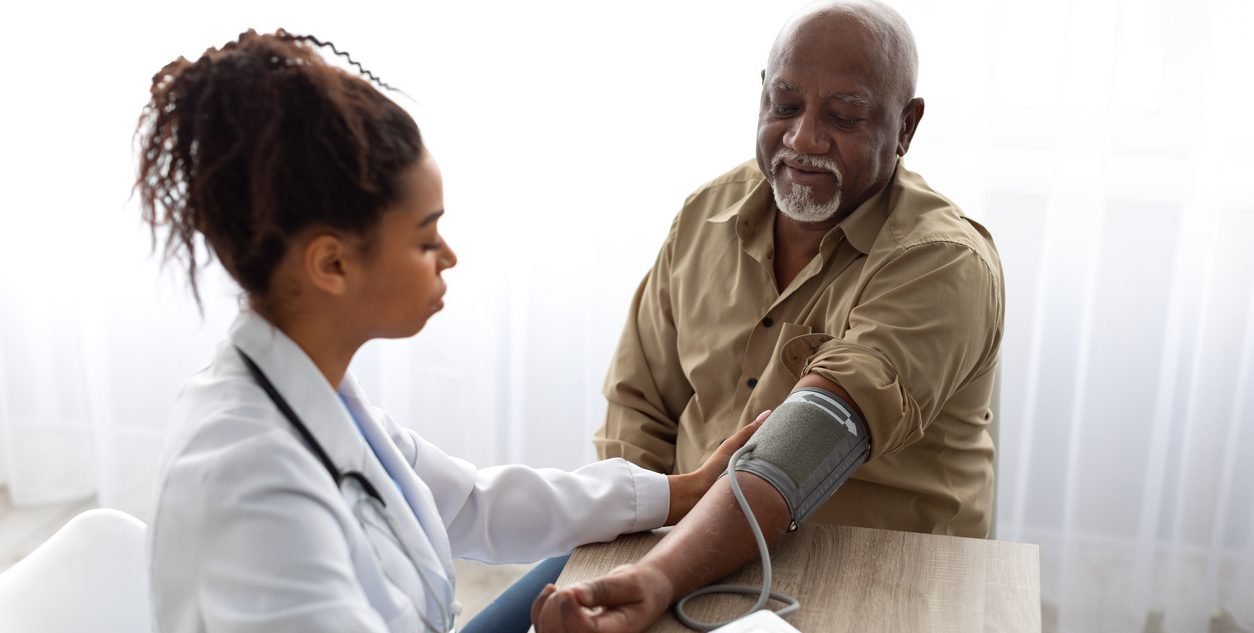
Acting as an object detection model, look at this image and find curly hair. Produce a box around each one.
[134,29,422,306]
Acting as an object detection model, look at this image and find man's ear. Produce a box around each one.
[303,234,350,297]
[897,97,925,157]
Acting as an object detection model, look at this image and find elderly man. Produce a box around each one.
[533,0,1003,630]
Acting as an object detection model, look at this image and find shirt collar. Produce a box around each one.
[706,175,775,228]
[831,164,897,256]
[703,175,777,267]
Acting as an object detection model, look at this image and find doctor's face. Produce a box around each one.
[353,153,457,339]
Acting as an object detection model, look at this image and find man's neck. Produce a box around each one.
[768,171,896,290]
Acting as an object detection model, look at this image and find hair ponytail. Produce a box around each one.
[135,29,422,305]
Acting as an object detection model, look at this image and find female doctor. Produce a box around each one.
[136,30,764,633]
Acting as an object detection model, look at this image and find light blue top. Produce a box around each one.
[339,393,418,514]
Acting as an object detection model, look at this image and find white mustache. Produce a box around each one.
[771,149,842,185]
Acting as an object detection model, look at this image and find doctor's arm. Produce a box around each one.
[383,405,765,564]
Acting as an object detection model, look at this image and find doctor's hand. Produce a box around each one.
[664,409,770,525]
[531,563,671,633]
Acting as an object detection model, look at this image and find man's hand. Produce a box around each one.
[531,563,673,633]
[664,409,770,524]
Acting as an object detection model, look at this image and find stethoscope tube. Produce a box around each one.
[236,347,387,505]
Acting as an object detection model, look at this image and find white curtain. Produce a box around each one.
[1,1,1250,631]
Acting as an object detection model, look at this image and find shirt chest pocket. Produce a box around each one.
[752,322,815,400]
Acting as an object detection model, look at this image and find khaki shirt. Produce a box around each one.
[594,159,1004,537]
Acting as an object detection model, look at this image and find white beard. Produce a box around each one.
[774,182,842,223]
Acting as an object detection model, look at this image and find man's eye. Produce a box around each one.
[421,241,444,252]
[771,103,799,116]
[831,114,862,128]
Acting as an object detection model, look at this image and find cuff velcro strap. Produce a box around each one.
[733,387,870,526]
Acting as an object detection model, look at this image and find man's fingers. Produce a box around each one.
[578,575,641,609]
[534,580,626,632]
[535,567,669,633]
[537,587,595,633]
[531,583,557,627]
[558,589,588,629]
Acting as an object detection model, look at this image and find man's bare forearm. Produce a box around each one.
[634,372,860,601]
[634,471,791,601]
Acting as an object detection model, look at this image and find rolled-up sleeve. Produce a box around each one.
[783,240,1001,460]
[595,215,693,473]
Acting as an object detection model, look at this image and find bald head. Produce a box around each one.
[768,0,919,108]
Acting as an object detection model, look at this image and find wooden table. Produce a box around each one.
[551,524,1040,633]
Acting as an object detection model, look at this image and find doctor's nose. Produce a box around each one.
[439,242,458,271]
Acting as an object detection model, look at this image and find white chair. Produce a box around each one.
[0,508,152,633]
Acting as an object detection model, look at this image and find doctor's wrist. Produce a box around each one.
[664,472,706,525]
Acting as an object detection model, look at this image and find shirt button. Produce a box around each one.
[746,378,758,389]
[762,317,774,328]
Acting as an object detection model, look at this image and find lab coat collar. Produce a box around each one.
[228,310,370,478]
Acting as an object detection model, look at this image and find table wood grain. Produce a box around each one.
[551,524,1040,633]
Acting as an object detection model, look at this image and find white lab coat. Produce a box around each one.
[147,311,669,633]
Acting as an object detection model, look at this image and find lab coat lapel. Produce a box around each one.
[338,377,458,589]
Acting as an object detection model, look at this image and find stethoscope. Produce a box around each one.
[236,347,458,633]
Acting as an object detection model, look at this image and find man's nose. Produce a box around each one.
[783,111,832,156]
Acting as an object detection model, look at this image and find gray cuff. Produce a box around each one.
[732,387,870,526]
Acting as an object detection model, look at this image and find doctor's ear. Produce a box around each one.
[303,234,352,297]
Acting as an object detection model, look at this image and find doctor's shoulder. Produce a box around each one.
[146,412,362,631]
[153,364,347,527]
[148,400,356,593]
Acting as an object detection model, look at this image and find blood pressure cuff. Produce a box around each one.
[733,387,870,526]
